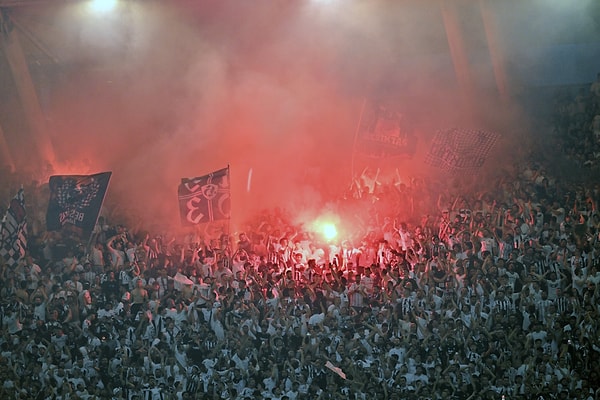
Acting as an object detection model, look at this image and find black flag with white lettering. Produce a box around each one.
[178,167,230,226]
[46,172,112,240]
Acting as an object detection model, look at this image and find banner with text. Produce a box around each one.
[46,172,111,240]
[355,101,417,159]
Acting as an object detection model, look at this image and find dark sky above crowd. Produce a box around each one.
[1,0,599,232]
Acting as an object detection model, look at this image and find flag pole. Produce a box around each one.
[86,172,112,254]
[351,98,367,185]
[227,163,231,236]
[226,164,232,268]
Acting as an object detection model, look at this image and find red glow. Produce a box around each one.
[2,1,528,237]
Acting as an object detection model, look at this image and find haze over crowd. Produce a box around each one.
[2,0,598,233]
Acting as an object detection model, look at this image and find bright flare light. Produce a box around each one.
[321,223,338,241]
[89,0,118,14]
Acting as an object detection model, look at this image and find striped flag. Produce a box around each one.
[0,188,27,266]
[425,127,499,173]
[178,167,231,226]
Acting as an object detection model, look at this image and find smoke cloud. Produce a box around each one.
[3,0,597,235]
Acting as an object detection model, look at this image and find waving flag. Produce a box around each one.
[425,128,499,173]
[46,172,111,240]
[0,188,28,266]
[178,167,230,226]
[354,100,416,159]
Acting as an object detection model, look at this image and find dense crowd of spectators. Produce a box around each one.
[551,73,600,172]
[1,80,600,400]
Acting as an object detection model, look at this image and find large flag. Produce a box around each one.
[0,188,28,267]
[354,100,416,159]
[425,128,499,173]
[178,167,230,226]
[46,172,111,240]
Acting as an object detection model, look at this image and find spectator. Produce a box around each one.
[2,109,600,399]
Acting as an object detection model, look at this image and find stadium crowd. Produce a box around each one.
[1,82,600,400]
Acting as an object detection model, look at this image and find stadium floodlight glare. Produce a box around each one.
[89,0,118,14]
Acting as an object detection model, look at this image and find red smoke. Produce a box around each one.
[2,1,545,236]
